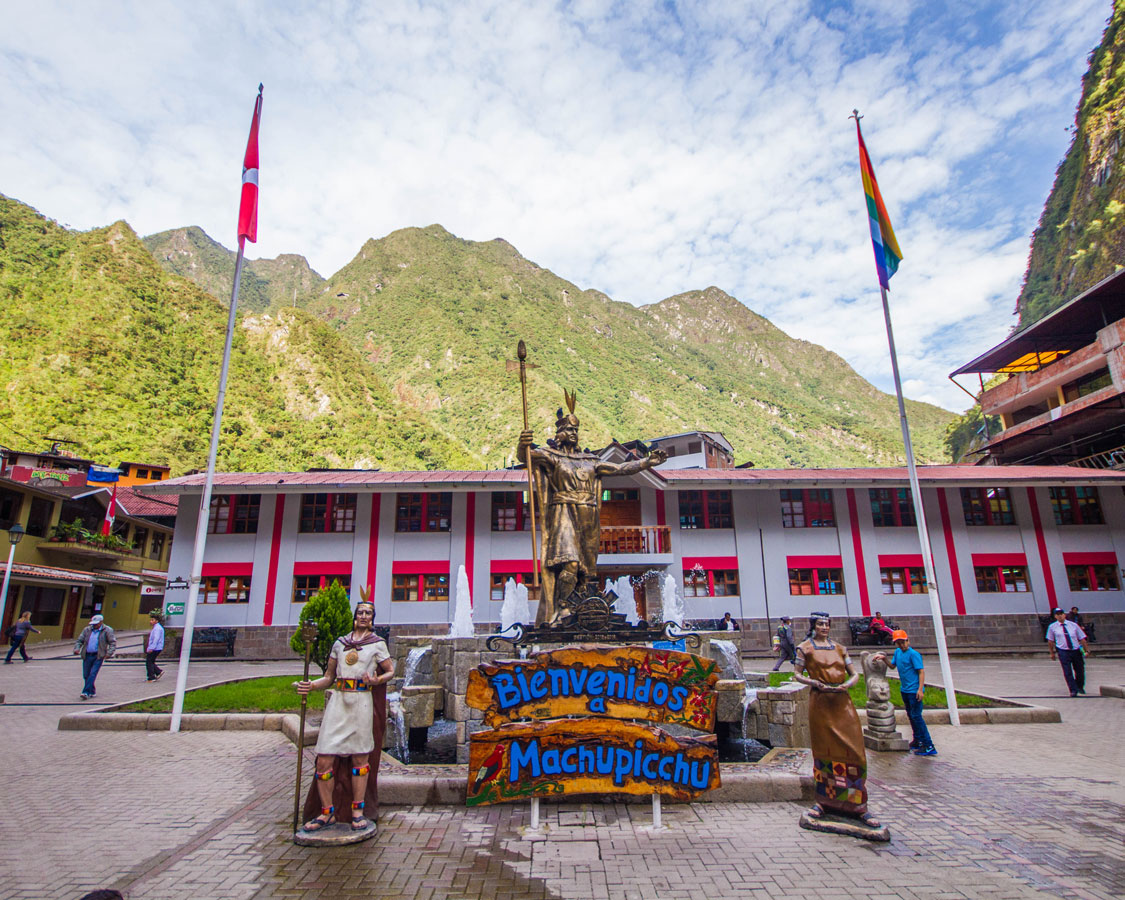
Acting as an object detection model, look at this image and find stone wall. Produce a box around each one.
[166,611,1125,662]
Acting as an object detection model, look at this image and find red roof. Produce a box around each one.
[136,464,1125,494]
[0,562,139,586]
[115,486,179,518]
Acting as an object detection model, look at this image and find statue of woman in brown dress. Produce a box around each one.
[793,613,881,828]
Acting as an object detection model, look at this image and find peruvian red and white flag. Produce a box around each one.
[101,484,118,536]
[237,84,263,245]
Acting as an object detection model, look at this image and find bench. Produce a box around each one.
[848,617,895,647]
[174,627,237,658]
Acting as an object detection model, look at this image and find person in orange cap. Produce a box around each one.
[874,630,936,756]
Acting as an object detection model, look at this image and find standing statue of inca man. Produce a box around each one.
[518,390,666,625]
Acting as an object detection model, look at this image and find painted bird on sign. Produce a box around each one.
[471,742,506,794]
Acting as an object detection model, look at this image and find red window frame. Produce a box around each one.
[960,487,1015,526]
[682,568,740,597]
[973,565,1030,593]
[1049,487,1104,525]
[395,493,453,533]
[391,572,450,601]
[788,567,844,595]
[491,492,530,532]
[780,489,835,528]
[1065,564,1119,591]
[207,494,261,534]
[292,574,351,603]
[298,493,357,533]
[879,566,926,594]
[869,488,916,527]
[490,571,535,601]
[678,490,733,529]
[202,575,252,604]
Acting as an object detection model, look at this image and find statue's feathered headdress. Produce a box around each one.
[556,388,579,431]
[356,584,375,614]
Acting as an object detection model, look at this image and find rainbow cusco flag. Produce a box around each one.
[856,123,903,289]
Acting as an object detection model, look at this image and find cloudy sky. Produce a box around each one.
[1,1,1110,412]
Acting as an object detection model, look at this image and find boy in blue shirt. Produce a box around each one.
[875,630,936,756]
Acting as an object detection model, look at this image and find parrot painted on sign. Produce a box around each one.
[471,743,506,794]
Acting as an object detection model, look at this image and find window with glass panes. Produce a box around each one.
[392,573,450,601]
[973,565,1029,592]
[132,527,148,556]
[25,496,54,538]
[960,487,1015,526]
[682,568,739,597]
[788,568,844,595]
[490,572,535,601]
[395,493,452,532]
[149,531,166,561]
[1065,564,1119,591]
[880,567,926,594]
[491,492,530,531]
[298,493,356,533]
[1049,486,1104,525]
[208,494,261,534]
[869,488,916,527]
[780,489,835,527]
[201,575,252,603]
[293,574,351,603]
[678,490,733,529]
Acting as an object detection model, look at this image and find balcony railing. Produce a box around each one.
[1070,444,1125,470]
[599,525,671,555]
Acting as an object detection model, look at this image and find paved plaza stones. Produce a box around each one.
[1,646,1122,900]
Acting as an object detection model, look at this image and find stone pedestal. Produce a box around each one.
[798,811,890,842]
[863,727,910,752]
[293,819,378,846]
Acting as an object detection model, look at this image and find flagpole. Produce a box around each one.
[877,283,961,726]
[853,109,959,725]
[170,240,248,732]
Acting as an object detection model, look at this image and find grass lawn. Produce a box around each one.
[119,675,325,714]
[765,672,1001,709]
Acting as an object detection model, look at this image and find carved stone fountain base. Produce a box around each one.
[799,811,890,842]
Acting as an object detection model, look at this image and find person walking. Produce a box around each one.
[5,611,41,663]
[73,614,116,699]
[145,613,165,682]
[874,629,936,756]
[772,616,797,671]
[1046,607,1088,697]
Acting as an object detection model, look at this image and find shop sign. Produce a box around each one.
[164,602,185,615]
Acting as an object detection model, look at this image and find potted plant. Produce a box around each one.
[51,518,86,542]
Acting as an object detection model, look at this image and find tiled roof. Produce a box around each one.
[135,463,1125,494]
[0,563,96,584]
[115,486,179,519]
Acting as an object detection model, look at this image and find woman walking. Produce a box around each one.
[5,611,40,663]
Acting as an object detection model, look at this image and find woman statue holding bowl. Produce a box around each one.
[295,595,395,833]
[793,612,882,832]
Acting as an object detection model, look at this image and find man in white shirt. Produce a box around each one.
[1045,607,1088,697]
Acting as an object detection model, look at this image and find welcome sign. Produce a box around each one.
[466,717,720,806]
[466,646,720,732]
[465,645,721,805]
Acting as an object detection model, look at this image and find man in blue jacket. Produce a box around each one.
[73,614,116,700]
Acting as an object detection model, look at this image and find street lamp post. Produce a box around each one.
[0,523,26,632]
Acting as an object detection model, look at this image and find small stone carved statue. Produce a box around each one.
[861,651,908,752]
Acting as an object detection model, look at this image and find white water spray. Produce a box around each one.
[448,564,475,637]
[661,573,685,627]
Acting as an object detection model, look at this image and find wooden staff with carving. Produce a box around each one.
[292,618,318,832]
[516,340,540,588]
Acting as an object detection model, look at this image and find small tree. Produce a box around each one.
[291,579,353,673]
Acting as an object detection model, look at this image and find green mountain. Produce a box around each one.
[0,196,479,473]
[1017,3,1125,326]
[294,225,951,467]
[143,226,325,313]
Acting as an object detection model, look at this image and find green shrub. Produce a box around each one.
[290,579,353,672]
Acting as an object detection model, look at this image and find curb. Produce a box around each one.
[1099,684,1124,699]
[857,705,1061,726]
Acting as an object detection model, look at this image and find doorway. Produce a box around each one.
[61,586,82,639]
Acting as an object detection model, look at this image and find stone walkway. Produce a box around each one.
[0,652,1122,899]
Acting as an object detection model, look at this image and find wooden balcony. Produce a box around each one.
[599,525,671,555]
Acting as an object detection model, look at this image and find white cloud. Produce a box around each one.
[0,0,1111,412]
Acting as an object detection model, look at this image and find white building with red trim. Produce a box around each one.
[141,456,1125,653]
